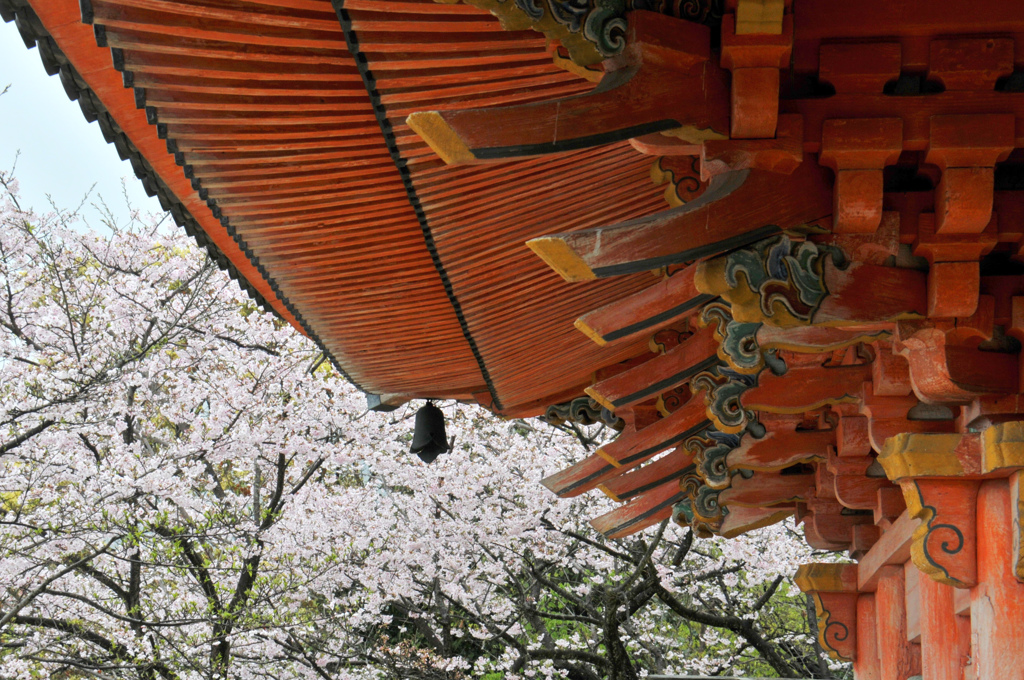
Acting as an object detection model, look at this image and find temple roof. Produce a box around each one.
[11,0,668,413]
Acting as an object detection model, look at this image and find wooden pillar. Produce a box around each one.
[918,575,962,680]
[875,565,922,680]
[855,593,880,680]
[970,479,1024,677]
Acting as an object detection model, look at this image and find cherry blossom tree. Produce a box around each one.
[0,173,846,680]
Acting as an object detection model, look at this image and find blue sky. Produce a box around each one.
[1,20,163,225]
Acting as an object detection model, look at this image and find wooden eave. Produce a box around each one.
[13,0,669,412]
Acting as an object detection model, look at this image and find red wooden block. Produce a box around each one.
[925,114,1014,234]
[855,594,881,680]
[727,420,833,470]
[819,118,902,234]
[927,261,979,319]
[919,574,964,680]
[929,38,1013,92]
[743,363,872,413]
[913,213,998,264]
[730,67,781,139]
[720,13,792,138]
[875,566,923,680]
[899,326,1019,401]
[874,486,907,528]
[818,42,901,94]
[700,114,803,179]
[719,471,815,507]
[871,345,912,397]
[820,118,903,170]
[970,480,1024,677]
[837,415,871,458]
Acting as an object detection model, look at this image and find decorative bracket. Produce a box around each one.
[407,11,728,165]
[879,432,983,587]
[794,563,860,662]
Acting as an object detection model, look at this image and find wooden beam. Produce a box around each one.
[406,12,728,165]
[575,265,714,346]
[586,324,718,411]
[529,162,831,281]
[858,510,919,592]
[591,479,684,538]
[596,395,710,467]
[743,363,872,414]
[600,450,694,502]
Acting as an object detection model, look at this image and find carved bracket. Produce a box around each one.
[435,0,724,66]
[696,235,838,327]
[794,563,860,662]
[879,433,982,587]
[906,479,980,588]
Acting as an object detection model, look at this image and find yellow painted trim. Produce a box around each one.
[735,0,785,34]
[744,394,861,415]
[551,52,603,83]
[659,126,729,144]
[878,433,966,482]
[762,330,891,355]
[526,237,596,282]
[595,446,622,468]
[583,386,615,413]
[982,421,1024,473]
[573,318,607,346]
[405,111,477,165]
[1010,472,1024,581]
[793,563,859,593]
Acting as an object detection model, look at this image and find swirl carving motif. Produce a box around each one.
[686,428,741,489]
[701,303,765,374]
[723,236,841,325]
[673,475,725,537]
[437,0,723,66]
[691,366,759,434]
[822,620,850,654]
[542,396,623,429]
[928,522,965,555]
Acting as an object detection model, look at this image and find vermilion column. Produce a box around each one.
[875,566,922,680]
[970,480,1024,677]
[918,576,962,680]
[855,593,880,680]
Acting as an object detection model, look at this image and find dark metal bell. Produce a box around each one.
[410,401,449,464]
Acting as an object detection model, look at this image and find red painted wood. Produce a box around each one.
[600,446,693,501]
[719,472,815,507]
[587,324,717,410]
[919,573,963,680]
[596,394,707,466]
[970,480,1024,678]
[743,363,872,413]
[412,12,728,162]
[700,114,803,179]
[726,421,833,471]
[875,566,922,680]
[575,265,704,346]
[540,451,616,498]
[537,161,832,279]
[590,478,682,538]
[818,261,928,325]
[855,594,881,680]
